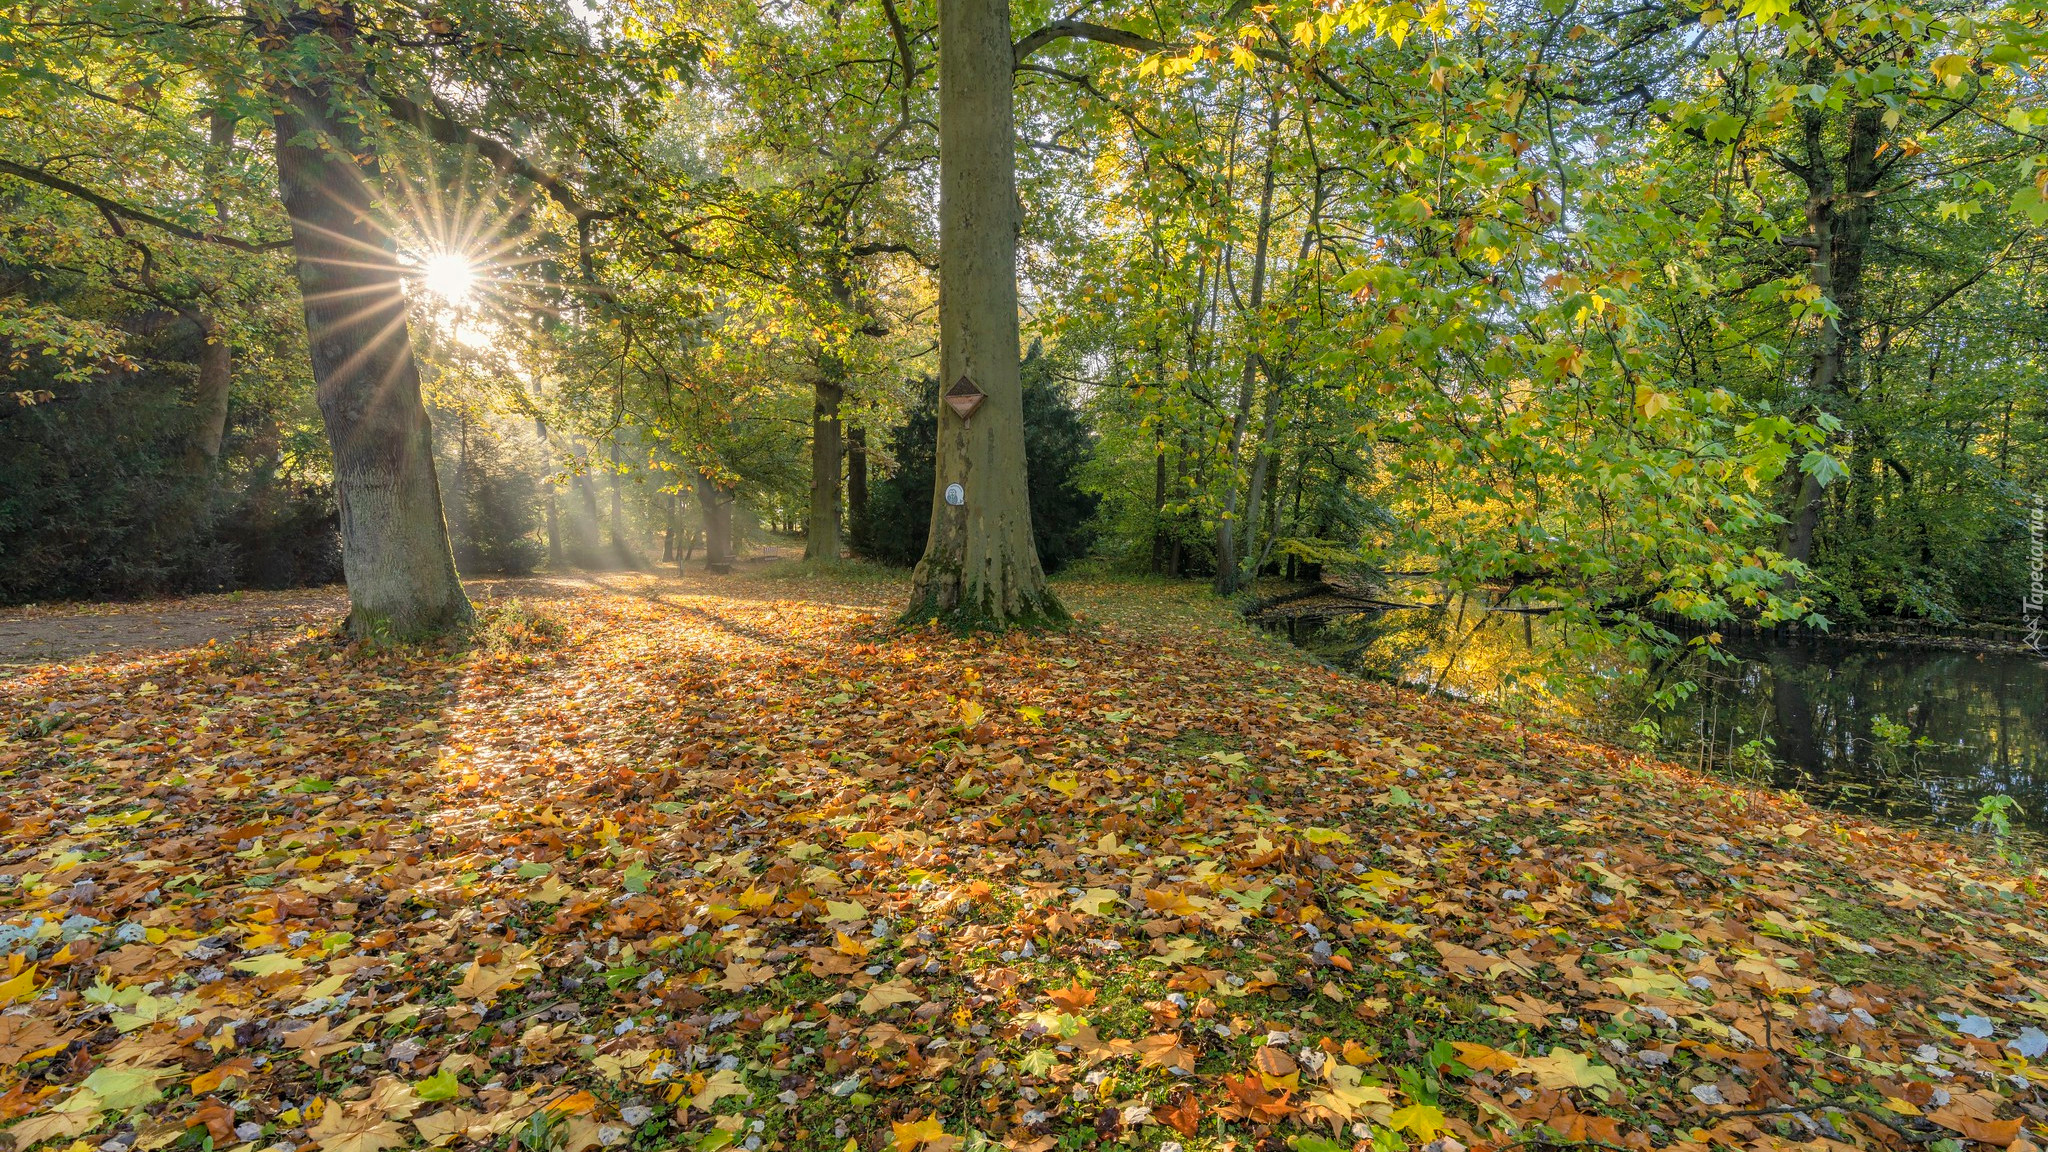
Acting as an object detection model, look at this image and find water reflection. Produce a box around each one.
[1276,598,2048,836]
[1666,638,2048,834]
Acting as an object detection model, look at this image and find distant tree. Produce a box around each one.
[855,348,1098,573]
[437,414,544,576]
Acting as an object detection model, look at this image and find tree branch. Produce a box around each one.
[380,92,614,224]
[1014,19,1173,65]
[0,159,290,253]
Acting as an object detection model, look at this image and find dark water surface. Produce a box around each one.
[1657,637,2048,833]
[1275,603,2048,836]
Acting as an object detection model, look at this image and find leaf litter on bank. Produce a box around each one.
[0,571,2045,1152]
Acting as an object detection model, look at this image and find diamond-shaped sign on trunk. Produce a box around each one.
[944,376,986,422]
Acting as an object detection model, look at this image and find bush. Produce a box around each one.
[0,316,342,603]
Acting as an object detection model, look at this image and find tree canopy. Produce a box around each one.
[2,0,2043,639]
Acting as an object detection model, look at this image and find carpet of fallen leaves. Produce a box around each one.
[2,568,2046,1152]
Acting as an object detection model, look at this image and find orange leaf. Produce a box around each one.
[190,1057,258,1094]
[1159,1091,1201,1137]
[1047,980,1096,1012]
[1136,1033,1196,1072]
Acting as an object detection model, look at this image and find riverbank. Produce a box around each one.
[1,569,2043,1152]
[1251,576,2046,657]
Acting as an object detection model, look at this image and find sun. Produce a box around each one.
[418,252,479,304]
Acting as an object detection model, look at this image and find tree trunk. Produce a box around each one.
[181,105,238,478]
[696,472,734,574]
[1240,358,1287,581]
[573,442,602,565]
[269,5,468,637]
[546,486,562,567]
[847,424,869,540]
[181,311,233,474]
[662,492,676,562]
[447,409,471,568]
[607,439,626,563]
[1782,97,1883,569]
[806,378,844,560]
[1151,443,1168,575]
[1168,434,1189,578]
[907,0,1062,626]
[1213,106,1280,596]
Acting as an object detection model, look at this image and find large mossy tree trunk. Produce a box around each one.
[269,5,468,637]
[906,0,1062,627]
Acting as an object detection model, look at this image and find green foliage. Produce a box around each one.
[4,0,2040,656]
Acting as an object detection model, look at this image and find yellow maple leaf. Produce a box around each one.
[452,950,540,1004]
[1451,1042,1521,1073]
[824,899,868,922]
[231,953,305,976]
[858,979,922,1014]
[1519,1048,1621,1097]
[1390,1103,1449,1138]
[530,876,575,904]
[1072,888,1120,916]
[1314,1063,1393,1122]
[891,1115,960,1151]
[689,1068,749,1111]
[308,1099,408,1152]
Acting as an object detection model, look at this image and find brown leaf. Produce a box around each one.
[1218,1072,1298,1123]
[1047,980,1096,1012]
[1159,1090,1201,1137]
[1929,1104,2023,1145]
[1135,1032,1196,1072]
[188,1098,238,1144]
[1254,1045,1299,1079]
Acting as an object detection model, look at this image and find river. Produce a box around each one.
[1271,595,2048,838]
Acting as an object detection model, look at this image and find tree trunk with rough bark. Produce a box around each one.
[1151,444,1168,575]
[1240,357,1286,581]
[269,5,468,637]
[181,106,239,479]
[806,379,844,560]
[1782,95,1883,570]
[546,487,562,567]
[906,0,1063,627]
[662,492,677,562]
